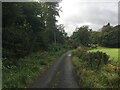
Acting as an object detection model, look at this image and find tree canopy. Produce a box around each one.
[2,2,68,65]
[70,23,120,48]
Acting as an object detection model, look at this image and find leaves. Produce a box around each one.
[2,2,67,65]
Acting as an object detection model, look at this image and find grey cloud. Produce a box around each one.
[58,2,118,36]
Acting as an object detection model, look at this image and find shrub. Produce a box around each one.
[72,47,86,58]
[88,44,98,49]
[48,43,63,52]
[81,51,109,69]
[72,49,119,88]
[72,47,110,70]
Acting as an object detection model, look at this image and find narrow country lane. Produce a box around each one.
[29,51,79,88]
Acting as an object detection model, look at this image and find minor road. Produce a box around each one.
[29,51,79,88]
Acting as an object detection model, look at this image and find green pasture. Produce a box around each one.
[89,47,119,61]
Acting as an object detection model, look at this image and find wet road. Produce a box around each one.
[29,51,79,88]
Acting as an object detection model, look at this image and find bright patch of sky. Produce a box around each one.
[57,0,119,36]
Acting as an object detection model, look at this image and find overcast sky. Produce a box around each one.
[1,0,119,36]
[57,0,119,36]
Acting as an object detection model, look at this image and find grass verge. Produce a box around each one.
[72,47,120,88]
[72,56,119,88]
[2,49,66,88]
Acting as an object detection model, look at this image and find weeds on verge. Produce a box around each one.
[72,47,119,88]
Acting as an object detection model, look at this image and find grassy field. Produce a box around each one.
[89,47,119,62]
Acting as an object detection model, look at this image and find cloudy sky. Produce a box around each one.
[57,0,119,36]
[1,0,119,36]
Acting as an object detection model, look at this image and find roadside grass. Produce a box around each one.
[72,47,120,88]
[0,60,1,89]
[2,49,66,88]
[89,47,119,62]
[72,56,119,88]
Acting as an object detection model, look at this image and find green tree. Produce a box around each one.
[71,26,91,48]
[2,2,66,65]
[90,31,101,44]
[100,23,120,47]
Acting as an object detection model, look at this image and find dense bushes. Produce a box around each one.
[72,47,86,58]
[2,2,68,66]
[73,47,110,69]
[72,57,119,88]
[72,47,119,88]
[90,24,120,48]
[2,50,66,88]
[83,51,109,69]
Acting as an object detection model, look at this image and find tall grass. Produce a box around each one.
[72,56,119,88]
[72,47,119,88]
[2,50,66,88]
